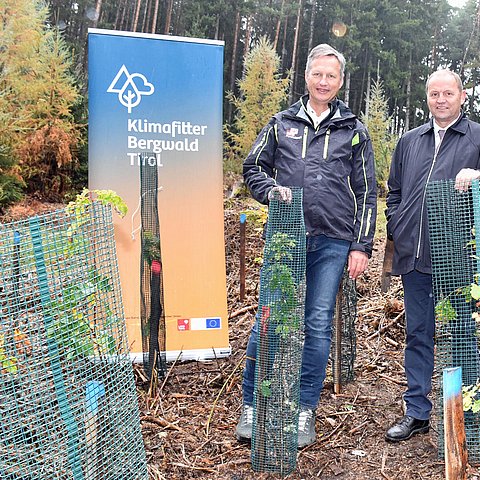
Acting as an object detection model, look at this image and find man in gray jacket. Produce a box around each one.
[236,43,377,448]
[385,69,480,442]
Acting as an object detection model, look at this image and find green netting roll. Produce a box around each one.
[139,152,167,380]
[331,269,357,387]
[426,179,480,461]
[251,187,306,476]
[0,202,148,479]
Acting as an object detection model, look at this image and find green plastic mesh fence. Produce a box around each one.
[0,202,148,479]
[331,270,357,387]
[426,179,480,460]
[140,153,167,380]
[251,187,306,476]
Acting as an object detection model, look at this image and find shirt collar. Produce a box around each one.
[306,100,331,128]
[433,113,462,134]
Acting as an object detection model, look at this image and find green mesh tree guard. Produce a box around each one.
[331,270,357,387]
[140,153,167,380]
[251,187,306,476]
[426,179,480,461]
[0,202,148,479]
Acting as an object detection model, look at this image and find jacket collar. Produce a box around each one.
[290,95,355,126]
[420,112,468,136]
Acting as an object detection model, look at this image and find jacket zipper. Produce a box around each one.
[302,126,308,158]
[347,176,358,219]
[416,152,438,258]
[365,208,372,237]
[323,129,331,159]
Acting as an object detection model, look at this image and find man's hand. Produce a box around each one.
[348,250,369,280]
[455,168,480,192]
[267,186,292,203]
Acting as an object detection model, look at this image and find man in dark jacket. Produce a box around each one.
[385,69,480,442]
[235,43,377,448]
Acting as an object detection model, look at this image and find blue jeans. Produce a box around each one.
[402,269,435,420]
[242,234,350,409]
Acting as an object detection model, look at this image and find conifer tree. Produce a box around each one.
[225,37,290,172]
[361,79,396,196]
[0,145,24,210]
[0,0,80,201]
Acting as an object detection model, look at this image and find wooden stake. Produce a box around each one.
[239,213,246,301]
[333,281,343,394]
[380,239,394,293]
[85,380,105,480]
[443,367,468,480]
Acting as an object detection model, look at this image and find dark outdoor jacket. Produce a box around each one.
[243,95,377,256]
[386,113,480,275]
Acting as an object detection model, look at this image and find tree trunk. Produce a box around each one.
[141,0,151,32]
[431,21,438,71]
[280,14,288,71]
[230,11,240,93]
[307,0,316,56]
[405,51,412,132]
[214,14,220,40]
[151,0,160,33]
[227,11,241,122]
[132,0,142,32]
[126,1,136,31]
[242,16,252,77]
[357,47,369,116]
[273,0,285,51]
[364,68,371,120]
[289,0,303,104]
[92,0,103,28]
[344,70,351,106]
[115,0,127,30]
[461,0,480,75]
[469,69,477,113]
[164,0,174,34]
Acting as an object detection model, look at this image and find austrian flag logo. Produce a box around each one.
[286,127,300,139]
[107,64,154,113]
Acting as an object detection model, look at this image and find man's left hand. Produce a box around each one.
[348,250,369,280]
[455,168,480,192]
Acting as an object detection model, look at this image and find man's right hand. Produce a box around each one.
[267,186,292,203]
[455,168,480,192]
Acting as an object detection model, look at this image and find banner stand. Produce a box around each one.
[88,29,230,363]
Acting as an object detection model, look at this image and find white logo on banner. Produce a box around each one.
[107,65,154,113]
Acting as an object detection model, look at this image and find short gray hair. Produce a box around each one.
[305,44,346,78]
[426,69,463,93]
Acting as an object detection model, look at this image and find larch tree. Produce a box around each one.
[1,0,80,200]
[361,79,396,195]
[224,37,290,172]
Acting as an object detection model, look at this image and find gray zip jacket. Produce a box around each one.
[386,113,480,275]
[243,95,377,256]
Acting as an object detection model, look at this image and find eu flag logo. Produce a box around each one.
[206,318,221,329]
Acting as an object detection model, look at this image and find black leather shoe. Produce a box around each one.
[385,415,429,442]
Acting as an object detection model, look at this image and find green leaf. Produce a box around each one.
[435,297,457,323]
[261,380,272,397]
[471,283,480,300]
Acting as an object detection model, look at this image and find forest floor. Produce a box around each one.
[4,190,480,480]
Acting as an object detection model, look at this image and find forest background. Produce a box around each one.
[1,0,480,208]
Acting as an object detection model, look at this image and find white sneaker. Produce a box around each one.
[297,407,316,448]
[235,404,253,442]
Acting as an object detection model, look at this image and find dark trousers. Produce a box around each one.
[401,269,435,420]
